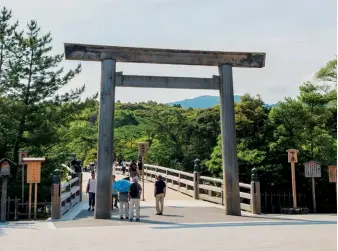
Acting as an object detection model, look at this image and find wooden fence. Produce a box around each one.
[4,196,51,220]
[1,171,81,221]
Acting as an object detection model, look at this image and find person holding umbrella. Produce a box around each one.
[113,177,131,219]
[119,190,129,220]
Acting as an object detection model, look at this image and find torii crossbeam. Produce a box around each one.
[64,43,266,219]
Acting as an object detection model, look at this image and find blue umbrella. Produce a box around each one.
[113,179,130,192]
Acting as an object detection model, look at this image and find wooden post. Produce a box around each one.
[137,143,148,201]
[193,171,200,200]
[291,161,297,208]
[311,177,316,213]
[24,157,44,220]
[51,169,61,220]
[79,172,83,202]
[19,151,28,204]
[304,161,321,213]
[22,164,24,204]
[287,149,299,209]
[142,160,145,201]
[14,196,18,220]
[250,168,261,214]
[95,58,116,219]
[0,177,8,222]
[193,159,201,200]
[219,64,241,216]
[34,183,38,220]
[28,183,32,220]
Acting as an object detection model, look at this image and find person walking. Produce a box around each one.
[121,159,126,175]
[119,190,129,220]
[137,156,143,180]
[86,172,96,211]
[111,175,118,210]
[128,176,142,222]
[154,174,166,215]
[129,161,139,180]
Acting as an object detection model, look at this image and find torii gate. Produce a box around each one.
[64,44,266,219]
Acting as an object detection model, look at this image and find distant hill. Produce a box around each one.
[168,95,276,109]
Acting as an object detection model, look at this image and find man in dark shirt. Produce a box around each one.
[137,157,143,181]
[128,176,142,221]
[154,174,166,215]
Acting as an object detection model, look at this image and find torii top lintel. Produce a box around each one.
[64,43,266,68]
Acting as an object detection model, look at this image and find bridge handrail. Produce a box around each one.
[117,162,257,213]
[60,176,81,215]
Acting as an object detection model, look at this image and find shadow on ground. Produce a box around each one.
[0,221,39,236]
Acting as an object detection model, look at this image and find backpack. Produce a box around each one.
[129,183,140,198]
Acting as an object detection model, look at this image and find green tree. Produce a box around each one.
[0,18,82,166]
[316,59,337,83]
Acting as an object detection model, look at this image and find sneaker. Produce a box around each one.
[129,218,133,222]
[136,218,140,222]
[159,212,163,215]
[126,217,129,220]
[120,217,124,220]
[88,207,91,211]
[91,208,94,211]
[156,213,160,215]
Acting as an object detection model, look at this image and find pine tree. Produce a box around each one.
[0,15,83,169]
[0,7,19,90]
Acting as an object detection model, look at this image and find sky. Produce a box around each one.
[2,0,337,104]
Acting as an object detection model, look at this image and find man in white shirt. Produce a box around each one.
[86,172,96,211]
[121,159,126,175]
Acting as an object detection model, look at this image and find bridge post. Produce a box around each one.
[95,58,116,219]
[218,64,241,216]
[250,168,261,214]
[51,169,61,220]
[193,158,201,199]
[74,171,82,202]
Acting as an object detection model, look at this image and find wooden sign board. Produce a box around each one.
[26,162,41,183]
[24,157,45,184]
[138,142,149,158]
[19,151,29,165]
[287,149,298,163]
[304,161,321,178]
[328,165,337,183]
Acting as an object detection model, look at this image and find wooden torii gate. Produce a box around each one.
[64,44,266,219]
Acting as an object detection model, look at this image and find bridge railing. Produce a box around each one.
[116,163,260,214]
[60,177,81,215]
[51,168,82,220]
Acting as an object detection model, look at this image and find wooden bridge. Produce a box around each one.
[54,162,261,221]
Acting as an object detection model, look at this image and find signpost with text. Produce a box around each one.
[23,157,45,220]
[0,158,15,222]
[304,160,321,213]
[328,165,337,201]
[287,149,299,209]
[138,142,149,201]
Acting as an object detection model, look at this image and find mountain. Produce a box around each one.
[168,95,277,109]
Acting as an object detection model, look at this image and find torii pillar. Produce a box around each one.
[64,43,266,218]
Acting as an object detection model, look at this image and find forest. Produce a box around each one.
[0,7,337,212]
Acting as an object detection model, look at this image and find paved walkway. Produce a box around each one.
[0,172,336,250]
